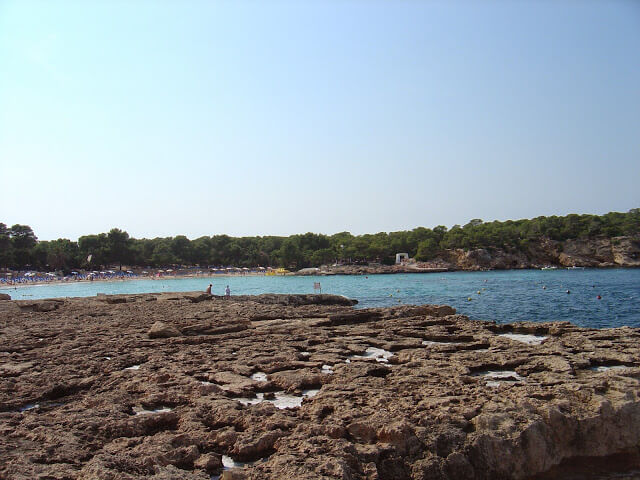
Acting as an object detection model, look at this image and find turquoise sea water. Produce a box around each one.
[1,269,639,328]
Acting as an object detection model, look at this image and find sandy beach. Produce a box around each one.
[0,269,270,289]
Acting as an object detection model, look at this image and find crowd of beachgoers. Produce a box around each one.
[0,266,271,286]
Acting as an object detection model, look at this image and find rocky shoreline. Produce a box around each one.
[295,265,449,275]
[295,235,640,275]
[429,235,640,271]
[1,293,640,479]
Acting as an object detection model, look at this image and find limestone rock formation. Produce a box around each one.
[1,293,639,479]
[305,235,640,273]
[148,321,183,338]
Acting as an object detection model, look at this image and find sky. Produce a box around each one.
[1,1,639,241]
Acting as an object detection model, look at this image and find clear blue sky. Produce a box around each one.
[1,1,639,241]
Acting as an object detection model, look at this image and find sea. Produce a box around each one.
[2,268,639,329]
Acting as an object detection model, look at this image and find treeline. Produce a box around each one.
[1,210,638,272]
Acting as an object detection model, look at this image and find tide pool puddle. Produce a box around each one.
[271,394,300,409]
[499,333,547,345]
[590,365,627,372]
[473,370,525,387]
[250,372,268,382]
[321,365,334,374]
[235,389,319,409]
[133,406,172,415]
[351,347,394,363]
[237,393,265,406]
[222,455,253,469]
[16,401,66,413]
[18,403,39,412]
[211,455,270,479]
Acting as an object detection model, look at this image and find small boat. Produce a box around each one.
[567,266,585,270]
[541,266,558,271]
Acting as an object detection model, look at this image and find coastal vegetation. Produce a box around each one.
[1,210,638,272]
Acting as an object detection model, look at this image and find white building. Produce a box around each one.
[395,253,409,264]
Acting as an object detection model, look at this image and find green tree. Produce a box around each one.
[415,238,439,261]
[10,224,37,268]
[107,228,132,270]
[278,238,302,269]
[0,223,13,268]
[150,240,176,266]
[2,209,638,271]
[171,235,193,264]
[191,237,212,266]
[79,233,109,269]
[41,239,79,271]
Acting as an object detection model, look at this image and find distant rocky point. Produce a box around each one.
[432,234,640,271]
[1,292,640,479]
[297,235,640,274]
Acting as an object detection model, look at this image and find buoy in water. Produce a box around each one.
[467,297,472,301]
[597,295,602,300]
[542,285,547,290]
[566,290,570,294]
[389,294,393,297]
[477,291,481,294]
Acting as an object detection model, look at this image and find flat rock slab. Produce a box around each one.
[1,293,639,479]
[148,321,182,338]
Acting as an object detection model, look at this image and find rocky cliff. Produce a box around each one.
[296,236,640,275]
[428,235,640,271]
[1,293,640,479]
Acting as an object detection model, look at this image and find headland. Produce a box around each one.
[1,293,639,479]
[296,234,640,275]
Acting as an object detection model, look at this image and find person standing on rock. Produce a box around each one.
[225,285,231,298]
[206,284,212,295]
